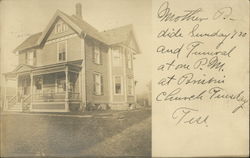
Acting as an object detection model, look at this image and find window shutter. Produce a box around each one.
[25,52,28,64]
[101,75,104,95]
[100,46,102,65]
[93,73,96,95]
[92,44,95,63]
[33,51,37,65]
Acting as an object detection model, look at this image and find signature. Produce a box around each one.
[172,107,209,126]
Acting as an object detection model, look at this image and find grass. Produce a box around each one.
[1,108,151,157]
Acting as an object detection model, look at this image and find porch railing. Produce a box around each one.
[69,92,80,100]
[33,92,80,102]
[23,95,32,111]
[6,96,17,109]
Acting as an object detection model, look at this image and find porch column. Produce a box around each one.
[65,67,69,112]
[16,74,19,102]
[30,73,33,110]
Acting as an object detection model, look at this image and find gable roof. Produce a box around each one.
[100,24,133,45]
[13,64,37,72]
[15,32,42,52]
[100,24,141,53]
[69,15,106,43]
[14,10,140,54]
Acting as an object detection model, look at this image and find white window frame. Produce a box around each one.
[94,72,102,95]
[94,45,101,64]
[112,47,122,67]
[57,40,67,62]
[55,22,68,34]
[26,51,34,65]
[113,75,123,95]
[55,23,62,34]
[62,23,68,32]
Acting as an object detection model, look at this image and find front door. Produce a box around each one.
[18,76,31,102]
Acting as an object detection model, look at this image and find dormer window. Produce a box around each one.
[57,41,67,62]
[55,22,68,34]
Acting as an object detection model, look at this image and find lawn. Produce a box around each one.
[0,108,151,157]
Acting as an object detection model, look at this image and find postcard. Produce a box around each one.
[0,0,249,157]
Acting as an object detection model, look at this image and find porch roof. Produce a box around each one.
[4,60,83,78]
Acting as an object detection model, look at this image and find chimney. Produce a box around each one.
[75,3,82,19]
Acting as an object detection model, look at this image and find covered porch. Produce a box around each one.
[4,60,83,112]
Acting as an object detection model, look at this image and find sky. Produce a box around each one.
[0,0,152,94]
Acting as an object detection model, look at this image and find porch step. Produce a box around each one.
[6,104,22,112]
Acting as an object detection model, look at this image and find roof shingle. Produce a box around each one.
[14,10,135,52]
[15,32,42,52]
[100,24,133,45]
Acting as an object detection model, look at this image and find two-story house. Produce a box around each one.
[3,3,140,112]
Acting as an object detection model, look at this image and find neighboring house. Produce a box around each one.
[3,3,140,112]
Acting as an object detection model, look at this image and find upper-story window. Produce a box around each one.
[127,51,132,69]
[25,51,36,65]
[112,47,122,67]
[93,45,101,64]
[57,41,67,62]
[55,22,68,34]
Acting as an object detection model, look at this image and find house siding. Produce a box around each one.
[84,37,110,104]
[35,35,81,66]
[110,47,126,103]
[18,52,26,64]
[125,51,135,103]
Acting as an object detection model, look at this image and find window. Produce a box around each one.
[112,48,122,66]
[58,41,66,62]
[62,23,68,32]
[56,23,62,33]
[114,76,123,95]
[127,52,132,69]
[26,51,36,65]
[93,45,101,64]
[55,22,68,33]
[94,73,103,95]
[128,78,134,95]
